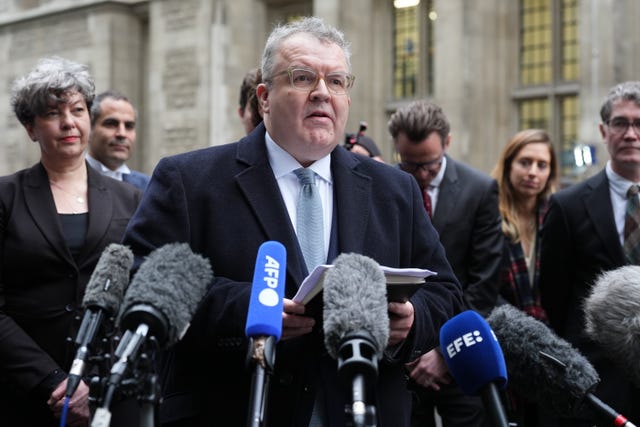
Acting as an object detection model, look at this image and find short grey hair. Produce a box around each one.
[261,16,352,84]
[11,56,95,126]
[600,81,640,123]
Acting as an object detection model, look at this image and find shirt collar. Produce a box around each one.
[85,153,131,179]
[265,132,332,184]
[429,155,447,188]
[606,160,639,198]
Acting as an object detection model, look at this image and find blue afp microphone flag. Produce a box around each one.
[245,241,287,341]
[439,310,508,396]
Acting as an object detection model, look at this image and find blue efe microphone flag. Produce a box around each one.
[245,241,287,341]
[439,310,508,396]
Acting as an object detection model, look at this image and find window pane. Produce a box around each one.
[520,0,552,85]
[393,5,419,98]
[519,98,549,130]
[561,0,579,81]
[560,95,579,175]
[426,0,435,95]
[517,0,580,181]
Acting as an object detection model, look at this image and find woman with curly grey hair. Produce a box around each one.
[0,57,141,426]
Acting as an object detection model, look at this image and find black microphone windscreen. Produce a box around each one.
[119,243,213,347]
[584,265,640,387]
[323,253,389,359]
[82,244,133,315]
[487,304,599,416]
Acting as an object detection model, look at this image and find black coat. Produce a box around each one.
[123,124,465,427]
[0,162,141,426]
[431,156,503,316]
[540,169,640,426]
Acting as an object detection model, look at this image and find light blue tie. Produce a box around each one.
[294,168,327,424]
[294,168,325,273]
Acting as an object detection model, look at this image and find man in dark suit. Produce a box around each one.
[389,100,503,427]
[122,17,464,427]
[540,81,640,426]
[87,90,150,191]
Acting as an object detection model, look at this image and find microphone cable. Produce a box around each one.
[59,396,70,427]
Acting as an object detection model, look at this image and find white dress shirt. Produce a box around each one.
[265,133,333,263]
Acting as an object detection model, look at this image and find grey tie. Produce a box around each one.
[294,168,325,272]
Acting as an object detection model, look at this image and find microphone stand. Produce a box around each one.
[480,383,509,427]
[337,333,379,427]
[138,363,160,427]
[90,330,162,427]
[345,373,377,427]
[247,336,276,427]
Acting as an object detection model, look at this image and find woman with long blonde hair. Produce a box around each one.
[492,129,559,427]
[492,128,558,320]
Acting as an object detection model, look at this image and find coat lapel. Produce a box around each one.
[78,165,114,268]
[331,148,371,255]
[234,135,308,285]
[583,171,625,262]
[233,133,375,284]
[23,163,76,267]
[432,156,459,231]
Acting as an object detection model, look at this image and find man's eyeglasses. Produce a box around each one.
[605,117,640,136]
[399,157,443,175]
[269,67,355,95]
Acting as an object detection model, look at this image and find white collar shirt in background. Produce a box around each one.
[426,155,447,215]
[86,153,131,181]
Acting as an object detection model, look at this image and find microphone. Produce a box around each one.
[245,241,286,427]
[245,241,286,340]
[91,243,213,426]
[488,304,637,427]
[584,265,640,387]
[323,253,389,427]
[439,310,509,427]
[66,244,133,398]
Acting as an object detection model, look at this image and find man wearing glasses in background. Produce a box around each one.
[540,81,640,426]
[123,17,464,426]
[389,100,503,427]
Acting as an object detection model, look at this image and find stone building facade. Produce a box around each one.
[1,0,639,180]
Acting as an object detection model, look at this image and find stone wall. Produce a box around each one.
[1,0,640,177]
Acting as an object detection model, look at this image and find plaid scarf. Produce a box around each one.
[499,199,549,324]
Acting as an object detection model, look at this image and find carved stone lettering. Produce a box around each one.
[162,48,199,110]
[9,16,90,60]
[162,125,198,156]
[162,0,199,32]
